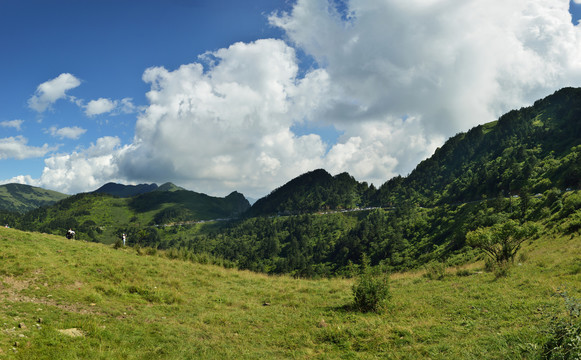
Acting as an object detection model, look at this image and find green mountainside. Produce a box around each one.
[0,183,69,213]
[245,88,581,216]
[376,87,581,207]
[155,182,186,192]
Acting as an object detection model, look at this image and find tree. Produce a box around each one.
[352,255,390,313]
[466,220,537,265]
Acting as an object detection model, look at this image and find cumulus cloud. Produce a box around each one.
[47,126,87,140]
[28,73,81,113]
[84,97,137,116]
[34,136,126,194]
[117,39,328,196]
[0,120,23,131]
[85,98,117,116]
[0,136,55,160]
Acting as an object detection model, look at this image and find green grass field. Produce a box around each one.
[0,226,579,359]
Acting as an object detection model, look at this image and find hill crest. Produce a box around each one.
[0,183,69,213]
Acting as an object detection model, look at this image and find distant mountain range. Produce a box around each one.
[92,182,186,198]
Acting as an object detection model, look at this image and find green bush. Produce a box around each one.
[424,261,447,280]
[541,290,581,359]
[352,257,390,313]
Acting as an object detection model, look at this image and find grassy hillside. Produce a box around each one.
[0,184,68,213]
[0,226,579,359]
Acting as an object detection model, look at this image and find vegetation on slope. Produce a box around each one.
[376,87,581,207]
[3,189,250,245]
[141,188,580,277]
[246,169,375,217]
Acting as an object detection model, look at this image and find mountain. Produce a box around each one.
[246,169,375,217]
[92,182,159,197]
[0,183,69,213]
[376,87,581,207]
[93,182,187,197]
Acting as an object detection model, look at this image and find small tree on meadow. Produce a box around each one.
[466,220,538,269]
[352,255,390,313]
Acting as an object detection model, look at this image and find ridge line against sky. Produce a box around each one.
[1,0,581,198]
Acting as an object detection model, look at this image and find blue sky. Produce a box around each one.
[1,0,581,198]
[0,0,291,177]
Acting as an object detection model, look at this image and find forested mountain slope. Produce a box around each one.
[246,169,375,217]
[376,87,581,207]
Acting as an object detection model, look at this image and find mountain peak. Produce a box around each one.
[156,183,186,192]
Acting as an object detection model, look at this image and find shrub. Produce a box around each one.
[424,261,447,280]
[455,268,472,277]
[113,239,123,249]
[352,256,390,313]
[541,290,581,359]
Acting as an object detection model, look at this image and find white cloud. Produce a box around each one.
[85,98,117,116]
[0,120,23,131]
[28,73,81,113]
[47,126,87,140]
[0,136,55,160]
[34,136,126,194]
[119,98,136,114]
[83,97,137,117]
[574,0,581,4]
[117,39,328,197]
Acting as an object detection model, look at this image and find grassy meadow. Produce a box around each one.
[0,226,579,359]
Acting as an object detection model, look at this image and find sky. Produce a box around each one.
[1,0,581,199]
